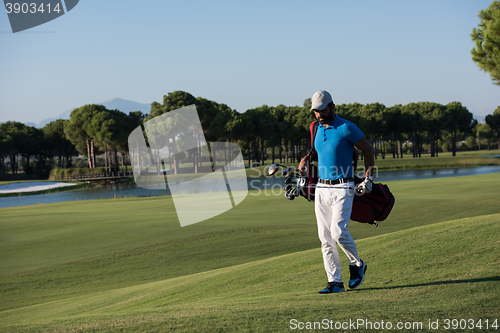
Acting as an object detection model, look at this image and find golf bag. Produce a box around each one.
[297,156,318,202]
[351,177,395,225]
[306,121,395,225]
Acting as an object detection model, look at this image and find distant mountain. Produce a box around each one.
[36,98,151,128]
[101,98,151,115]
[473,114,485,124]
[24,122,37,127]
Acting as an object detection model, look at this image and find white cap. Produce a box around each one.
[310,90,333,111]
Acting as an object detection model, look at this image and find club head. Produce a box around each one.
[268,163,281,176]
[285,186,296,200]
[282,167,292,177]
[298,177,307,187]
[284,184,293,192]
[285,175,293,185]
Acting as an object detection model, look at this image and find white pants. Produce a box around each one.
[315,182,361,283]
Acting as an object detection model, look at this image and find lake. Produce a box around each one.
[1,165,500,209]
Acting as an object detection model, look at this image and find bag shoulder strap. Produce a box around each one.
[353,148,359,173]
[309,121,319,157]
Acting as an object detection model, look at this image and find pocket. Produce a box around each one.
[316,187,329,206]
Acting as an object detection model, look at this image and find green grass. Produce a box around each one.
[0,180,38,186]
[1,215,498,332]
[1,173,500,331]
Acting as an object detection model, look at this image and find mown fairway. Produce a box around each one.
[1,173,499,332]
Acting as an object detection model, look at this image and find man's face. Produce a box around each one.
[313,104,333,122]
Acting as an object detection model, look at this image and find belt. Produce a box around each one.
[318,177,354,185]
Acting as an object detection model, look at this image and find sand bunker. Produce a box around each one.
[0,182,77,194]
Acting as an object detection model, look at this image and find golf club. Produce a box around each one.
[268,163,288,176]
[298,185,363,190]
[293,186,300,197]
[270,163,367,195]
[282,167,291,177]
[285,186,296,200]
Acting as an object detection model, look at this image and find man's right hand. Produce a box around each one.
[298,155,309,175]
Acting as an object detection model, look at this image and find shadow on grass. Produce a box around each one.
[360,276,500,291]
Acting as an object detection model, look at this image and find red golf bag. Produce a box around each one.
[351,177,395,225]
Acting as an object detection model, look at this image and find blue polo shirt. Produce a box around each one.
[315,115,364,180]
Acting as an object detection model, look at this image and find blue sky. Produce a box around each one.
[1,0,499,125]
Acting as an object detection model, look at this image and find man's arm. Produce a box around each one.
[298,153,311,175]
[298,146,319,175]
[354,136,374,179]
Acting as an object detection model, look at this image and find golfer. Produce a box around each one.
[299,90,375,294]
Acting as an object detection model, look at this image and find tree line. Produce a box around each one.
[1,90,500,178]
[0,119,75,177]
